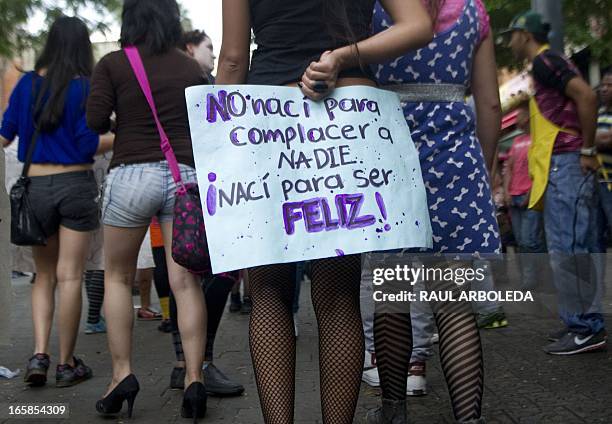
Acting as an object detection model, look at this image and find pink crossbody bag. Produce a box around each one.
[124,46,211,274]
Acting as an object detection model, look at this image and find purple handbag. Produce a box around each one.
[124,46,211,274]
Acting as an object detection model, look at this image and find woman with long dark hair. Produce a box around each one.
[216,0,433,422]
[1,16,112,387]
[367,0,501,422]
[87,0,208,420]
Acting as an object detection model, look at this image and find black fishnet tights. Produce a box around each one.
[248,255,363,424]
[374,268,483,422]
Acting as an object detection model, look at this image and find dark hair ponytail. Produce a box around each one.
[34,16,93,133]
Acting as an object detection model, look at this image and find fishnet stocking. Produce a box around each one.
[248,263,296,424]
[311,255,363,424]
[248,255,363,424]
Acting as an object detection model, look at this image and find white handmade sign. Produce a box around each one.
[186,85,432,273]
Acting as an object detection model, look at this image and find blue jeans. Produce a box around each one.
[597,183,612,250]
[359,255,435,361]
[544,153,605,335]
[599,183,612,224]
[409,277,435,362]
[510,194,546,289]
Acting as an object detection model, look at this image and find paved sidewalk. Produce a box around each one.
[1,268,611,424]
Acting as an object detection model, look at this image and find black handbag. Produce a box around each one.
[9,79,47,246]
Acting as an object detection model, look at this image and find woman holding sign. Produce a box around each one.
[217,0,433,422]
[363,1,502,423]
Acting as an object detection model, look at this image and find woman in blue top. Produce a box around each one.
[0,16,113,388]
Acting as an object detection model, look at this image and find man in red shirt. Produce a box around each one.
[503,105,546,289]
[504,11,606,355]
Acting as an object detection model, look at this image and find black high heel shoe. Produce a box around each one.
[181,382,207,422]
[96,374,140,418]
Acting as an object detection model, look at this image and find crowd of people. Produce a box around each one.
[0,0,609,423]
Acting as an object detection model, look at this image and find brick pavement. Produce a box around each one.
[1,264,611,424]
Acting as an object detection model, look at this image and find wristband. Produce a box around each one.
[580,147,597,157]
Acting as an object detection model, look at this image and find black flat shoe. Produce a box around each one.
[96,374,140,418]
[203,364,244,397]
[181,382,207,422]
[170,367,186,390]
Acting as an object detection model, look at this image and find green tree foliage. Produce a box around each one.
[563,0,611,68]
[485,0,611,69]
[0,0,121,57]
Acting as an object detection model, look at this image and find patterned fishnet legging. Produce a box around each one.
[248,255,363,424]
[374,264,484,422]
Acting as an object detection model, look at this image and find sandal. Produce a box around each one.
[137,307,163,321]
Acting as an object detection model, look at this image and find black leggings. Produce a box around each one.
[84,270,104,324]
[152,246,171,299]
[247,255,363,424]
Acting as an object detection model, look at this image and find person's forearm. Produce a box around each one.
[502,160,512,196]
[216,55,249,85]
[1,136,10,148]
[95,133,114,155]
[331,20,433,71]
[470,35,501,171]
[476,112,501,170]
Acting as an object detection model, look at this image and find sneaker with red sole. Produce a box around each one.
[543,329,607,355]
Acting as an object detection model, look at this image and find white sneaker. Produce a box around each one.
[362,366,380,387]
[406,362,427,396]
[431,333,439,344]
[293,313,298,338]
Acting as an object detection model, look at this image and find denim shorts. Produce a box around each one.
[102,161,198,228]
[28,170,100,236]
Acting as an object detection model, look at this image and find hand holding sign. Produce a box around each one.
[300,50,340,100]
[186,85,432,273]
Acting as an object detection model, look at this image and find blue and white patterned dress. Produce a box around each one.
[373,0,501,255]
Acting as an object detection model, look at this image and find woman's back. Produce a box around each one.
[373,0,488,87]
[1,72,98,165]
[87,47,206,169]
[248,0,375,86]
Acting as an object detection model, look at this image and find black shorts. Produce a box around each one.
[28,170,100,237]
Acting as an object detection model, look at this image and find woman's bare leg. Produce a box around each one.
[103,225,148,395]
[31,234,59,355]
[159,221,206,387]
[55,226,91,365]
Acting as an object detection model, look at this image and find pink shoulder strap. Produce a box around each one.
[124,46,183,185]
